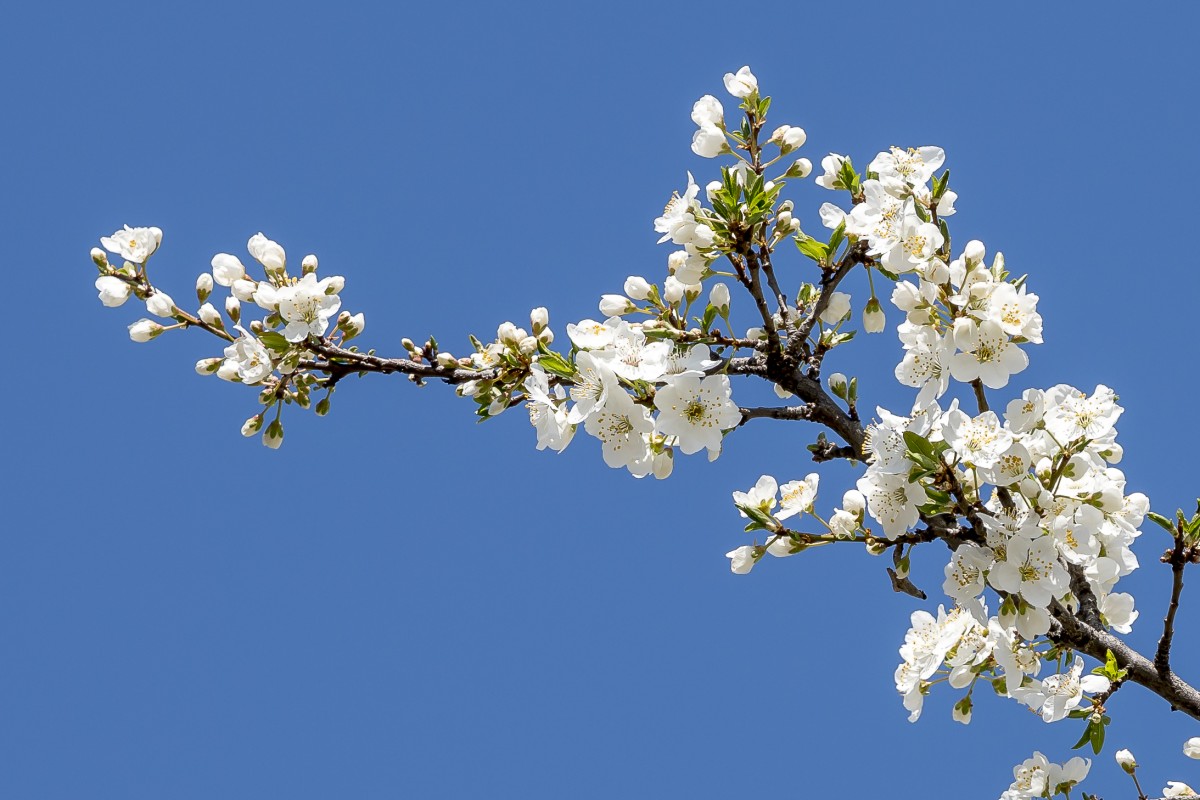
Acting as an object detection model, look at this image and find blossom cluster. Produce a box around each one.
[92,227,363,448]
[455,304,741,478]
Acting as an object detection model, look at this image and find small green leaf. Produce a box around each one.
[796,237,829,262]
[258,330,291,353]
[1071,722,1094,751]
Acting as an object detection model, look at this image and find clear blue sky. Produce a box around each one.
[3,2,1199,797]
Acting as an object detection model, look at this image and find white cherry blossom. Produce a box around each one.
[653,374,740,456]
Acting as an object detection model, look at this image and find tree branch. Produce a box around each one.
[1155,530,1192,677]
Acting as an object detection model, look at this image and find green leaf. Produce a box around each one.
[1146,511,1175,532]
[827,222,846,257]
[1090,719,1105,754]
[258,330,291,353]
[796,238,829,263]
[1071,722,1093,751]
[536,349,576,379]
[902,431,938,461]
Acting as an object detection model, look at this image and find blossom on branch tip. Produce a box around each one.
[100,225,161,264]
[722,66,757,99]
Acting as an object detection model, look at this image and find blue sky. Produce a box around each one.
[3,2,1199,797]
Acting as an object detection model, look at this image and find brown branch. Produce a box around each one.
[738,405,815,426]
[1155,530,1191,676]
[300,339,499,386]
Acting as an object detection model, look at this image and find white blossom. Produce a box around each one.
[276,273,342,341]
[95,276,131,307]
[653,374,740,456]
[722,65,757,98]
[100,225,162,263]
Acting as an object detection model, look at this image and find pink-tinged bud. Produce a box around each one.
[241,415,264,437]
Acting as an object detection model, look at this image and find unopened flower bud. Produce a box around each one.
[788,158,813,179]
[248,233,286,274]
[1115,749,1138,773]
[841,489,866,516]
[865,540,888,556]
[263,419,284,449]
[128,319,163,343]
[302,254,318,275]
[624,276,653,301]
[497,321,520,345]
[863,297,886,333]
[518,336,538,355]
[964,240,986,264]
[241,414,263,437]
[340,311,365,341]
[231,278,258,302]
[199,302,222,327]
[324,275,345,294]
[195,357,222,375]
[952,697,972,725]
[145,291,176,318]
[709,282,730,312]
[828,372,847,397]
[777,210,793,229]
[196,273,213,302]
[663,276,686,304]
[211,254,246,287]
[530,307,549,332]
[599,294,635,317]
[537,327,554,344]
[770,125,807,154]
[436,352,458,368]
[91,247,109,269]
[1185,738,1200,760]
[315,397,331,416]
[225,296,241,323]
[652,449,674,480]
